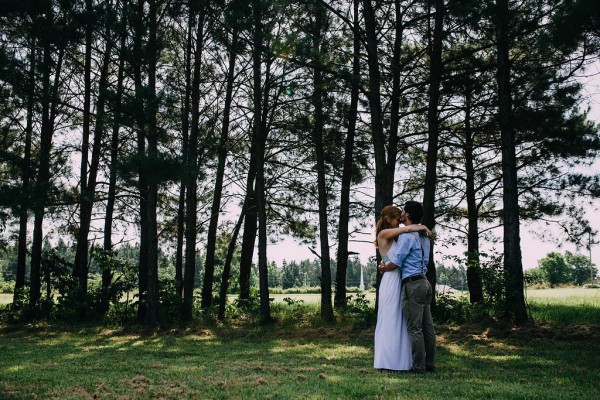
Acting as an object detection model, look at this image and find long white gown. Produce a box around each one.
[374,240,412,370]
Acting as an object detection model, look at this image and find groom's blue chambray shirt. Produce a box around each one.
[389,230,430,280]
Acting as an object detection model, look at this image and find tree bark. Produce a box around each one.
[422,0,445,310]
[176,4,195,299]
[218,211,244,321]
[103,0,128,257]
[362,0,401,312]
[29,7,64,314]
[238,194,257,300]
[334,0,360,309]
[94,0,124,316]
[311,1,334,322]
[464,82,484,303]
[132,0,148,323]
[15,29,36,301]
[182,1,206,321]
[495,0,528,325]
[202,28,238,309]
[144,0,161,325]
[252,0,271,323]
[73,0,95,292]
[361,0,391,221]
[386,0,403,199]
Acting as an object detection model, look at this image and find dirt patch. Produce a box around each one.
[157,380,190,397]
[48,386,94,400]
[436,322,600,343]
[1,382,29,399]
[120,375,153,392]
[117,376,192,398]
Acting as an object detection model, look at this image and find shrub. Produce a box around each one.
[0,287,29,323]
[0,279,14,294]
[338,292,376,328]
[434,253,508,324]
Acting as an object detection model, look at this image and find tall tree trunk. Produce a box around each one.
[73,0,95,292]
[252,0,271,323]
[361,0,390,221]
[182,2,206,321]
[363,0,394,308]
[238,148,258,299]
[132,0,148,323]
[464,83,483,303]
[92,0,121,316]
[15,31,36,301]
[311,2,333,322]
[202,29,238,309]
[136,138,149,324]
[422,0,445,310]
[386,0,403,199]
[361,0,395,314]
[495,0,528,325]
[334,0,360,309]
[218,211,244,321]
[144,0,161,325]
[176,4,195,299]
[29,11,64,314]
[103,0,128,256]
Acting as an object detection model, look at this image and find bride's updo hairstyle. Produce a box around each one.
[375,205,401,248]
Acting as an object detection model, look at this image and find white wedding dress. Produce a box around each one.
[374,240,412,370]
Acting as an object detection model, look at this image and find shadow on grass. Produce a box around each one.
[1,322,600,399]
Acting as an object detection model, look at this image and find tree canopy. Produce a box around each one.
[0,0,598,325]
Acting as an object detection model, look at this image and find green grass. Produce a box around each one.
[1,288,599,398]
[0,323,598,399]
[525,288,600,324]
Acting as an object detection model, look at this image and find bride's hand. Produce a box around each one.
[379,260,397,274]
[412,225,432,238]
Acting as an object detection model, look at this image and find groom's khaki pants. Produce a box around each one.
[402,279,436,372]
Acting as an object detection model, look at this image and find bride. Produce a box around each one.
[374,205,430,371]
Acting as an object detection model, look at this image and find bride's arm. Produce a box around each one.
[377,225,431,241]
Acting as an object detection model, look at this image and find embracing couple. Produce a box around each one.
[373,201,436,373]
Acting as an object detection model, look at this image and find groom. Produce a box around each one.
[379,200,436,373]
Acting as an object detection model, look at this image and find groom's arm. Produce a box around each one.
[378,235,411,274]
[389,235,411,268]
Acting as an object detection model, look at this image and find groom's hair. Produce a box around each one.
[403,201,424,224]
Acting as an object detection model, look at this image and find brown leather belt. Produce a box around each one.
[401,275,426,286]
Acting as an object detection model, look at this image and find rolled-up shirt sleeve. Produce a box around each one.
[390,236,411,267]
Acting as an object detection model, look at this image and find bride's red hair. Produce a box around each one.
[375,205,401,248]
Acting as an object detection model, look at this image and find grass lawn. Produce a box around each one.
[1,288,599,398]
[1,322,599,399]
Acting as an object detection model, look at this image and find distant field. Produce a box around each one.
[0,293,11,305]
[269,288,600,305]
[2,287,598,307]
[525,287,600,324]
[268,293,373,304]
[525,287,600,302]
